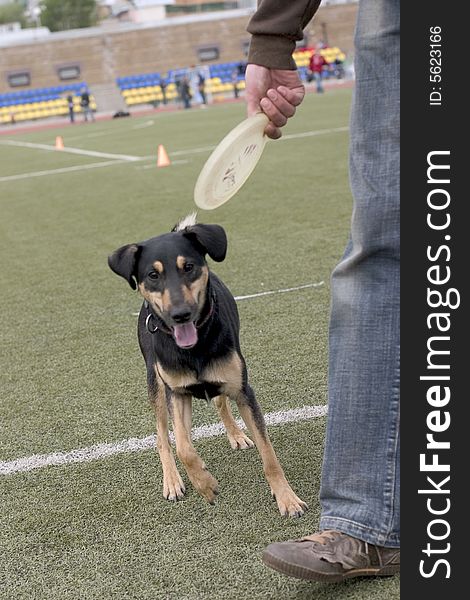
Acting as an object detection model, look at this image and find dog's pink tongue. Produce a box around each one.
[173,322,198,348]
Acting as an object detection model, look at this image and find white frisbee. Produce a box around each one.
[194,112,269,209]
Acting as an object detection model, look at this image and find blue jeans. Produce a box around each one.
[82,105,94,122]
[313,72,324,93]
[319,0,400,548]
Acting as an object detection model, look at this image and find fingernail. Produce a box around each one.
[267,89,277,100]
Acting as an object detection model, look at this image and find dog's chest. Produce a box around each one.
[156,351,242,400]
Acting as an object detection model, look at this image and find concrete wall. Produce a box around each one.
[0,3,357,94]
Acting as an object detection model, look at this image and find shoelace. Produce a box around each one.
[300,530,370,569]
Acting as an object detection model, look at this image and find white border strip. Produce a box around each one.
[0,405,327,476]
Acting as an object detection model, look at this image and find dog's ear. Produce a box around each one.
[183,224,227,262]
[108,243,141,289]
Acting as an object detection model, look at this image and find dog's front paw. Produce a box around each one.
[163,469,186,501]
[227,430,254,450]
[192,470,219,505]
[272,487,308,518]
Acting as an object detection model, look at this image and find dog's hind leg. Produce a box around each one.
[150,367,185,501]
[234,385,308,517]
[213,395,254,450]
[170,392,219,504]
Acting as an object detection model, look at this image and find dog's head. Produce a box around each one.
[108,214,227,349]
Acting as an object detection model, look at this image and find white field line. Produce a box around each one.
[131,281,325,316]
[169,144,218,157]
[235,281,324,301]
[0,405,327,476]
[65,129,119,142]
[165,126,349,159]
[132,120,155,130]
[0,159,128,183]
[0,139,141,162]
[0,126,349,183]
[279,125,349,141]
[136,158,190,170]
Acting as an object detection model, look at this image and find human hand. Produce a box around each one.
[244,64,305,139]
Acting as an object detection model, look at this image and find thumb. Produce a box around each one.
[246,96,261,118]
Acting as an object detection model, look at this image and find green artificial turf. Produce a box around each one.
[0,89,399,599]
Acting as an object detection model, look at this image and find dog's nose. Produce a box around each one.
[170,308,192,324]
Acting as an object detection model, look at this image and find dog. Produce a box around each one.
[108,213,307,516]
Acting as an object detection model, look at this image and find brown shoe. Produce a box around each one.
[262,530,400,582]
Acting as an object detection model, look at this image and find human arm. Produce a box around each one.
[245,0,321,139]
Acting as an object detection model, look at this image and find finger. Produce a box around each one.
[276,85,305,107]
[260,97,288,128]
[266,88,297,118]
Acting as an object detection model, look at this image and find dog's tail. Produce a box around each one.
[172,212,197,232]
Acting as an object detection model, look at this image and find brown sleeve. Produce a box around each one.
[247,0,321,70]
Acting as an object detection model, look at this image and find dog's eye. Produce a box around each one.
[183,263,194,273]
[148,271,159,280]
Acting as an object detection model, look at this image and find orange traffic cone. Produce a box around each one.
[157,144,171,167]
[55,135,64,150]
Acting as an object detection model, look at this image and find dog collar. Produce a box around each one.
[144,305,173,335]
[195,290,215,329]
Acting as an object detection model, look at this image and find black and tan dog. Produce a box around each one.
[108,214,307,516]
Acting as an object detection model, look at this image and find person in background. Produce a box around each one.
[80,88,95,122]
[160,77,168,105]
[244,0,400,583]
[198,71,207,105]
[309,48,328,93]
[180,76,192,109]
[66,93,75,123]
[333,56,345,79]
[231,69,239,99]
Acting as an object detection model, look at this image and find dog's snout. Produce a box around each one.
[170,307,192,324]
